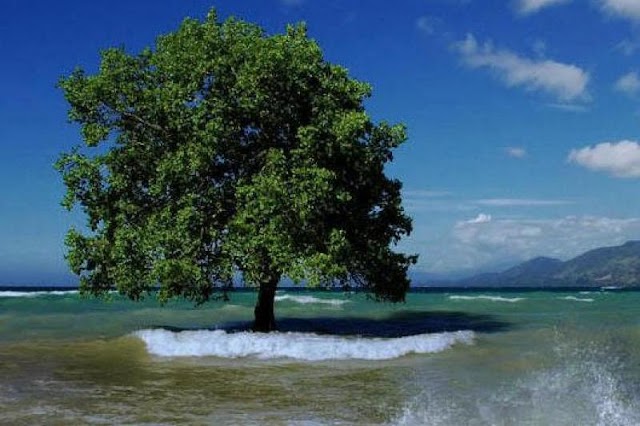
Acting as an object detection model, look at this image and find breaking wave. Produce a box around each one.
[561,296,594,302]
[391,332,640,426]
[0,290,79,298]
[449,295,525,303]
[133,329,475,361]
[274,294,349,306]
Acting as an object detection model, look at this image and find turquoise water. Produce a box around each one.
[1,288,639,425]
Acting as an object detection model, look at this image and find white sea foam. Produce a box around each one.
[561,296,594,302]
[219,304,246,311]
[274,294,349,306]
[133,329,475,361]
[449,295,525,303]
[0,290,79,298]
[392,337,640,426]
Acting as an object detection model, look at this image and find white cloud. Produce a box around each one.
[475,198,572,206]
[601,0,640,21]
[505,147,527,158]
[454,218,542,247]
[422,215,640,272]
[464,213,493,224]
[516,0,571,15]
[454,34,590,102]
[568,140,640,178]
[454,215,640,262]
[614,71,640,96]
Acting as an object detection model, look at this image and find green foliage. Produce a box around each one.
[56,9,416,304]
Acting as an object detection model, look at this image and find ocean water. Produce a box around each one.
[1,288,640,425]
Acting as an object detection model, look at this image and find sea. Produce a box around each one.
[1,287,639,425]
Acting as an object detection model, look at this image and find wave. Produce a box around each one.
[560,296,594,302]
[274,294,349,306]
[449,295,525,303]
[133,329,475,361]
[0,290,79,298]
[219,304,247,311]
[392,335,640,426]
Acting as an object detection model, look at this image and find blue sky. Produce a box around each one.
[3,0,640,284]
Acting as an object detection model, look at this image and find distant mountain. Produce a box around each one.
[455,241,640,287]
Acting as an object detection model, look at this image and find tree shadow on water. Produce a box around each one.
[209,310,511,338]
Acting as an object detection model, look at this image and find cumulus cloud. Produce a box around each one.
[422,215,640,272]
[454,34,590,102]
[454,215,640,262]
[454,217,542,247]
[475,198,572,206]
[505,147,527,158]
[516,0,571,15]
[568,140,640,178]
[614,71,640,96]
[601,0,640,21]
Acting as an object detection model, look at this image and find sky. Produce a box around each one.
[3,0,640,285]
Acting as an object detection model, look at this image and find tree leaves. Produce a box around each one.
[57,8,416,304]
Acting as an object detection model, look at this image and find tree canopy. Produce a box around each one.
[56,9,416,331]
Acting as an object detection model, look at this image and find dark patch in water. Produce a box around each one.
[152,311,510,338]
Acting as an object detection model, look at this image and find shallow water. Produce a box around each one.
[1,288,639,425]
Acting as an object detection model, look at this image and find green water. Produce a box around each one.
[1,289,639,425]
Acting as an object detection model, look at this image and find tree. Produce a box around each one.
[56,9,416,332]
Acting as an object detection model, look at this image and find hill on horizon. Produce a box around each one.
[440,241,640,288]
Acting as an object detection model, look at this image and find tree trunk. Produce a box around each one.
[253,278,278,332]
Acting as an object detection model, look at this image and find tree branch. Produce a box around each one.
[121,109,171,137]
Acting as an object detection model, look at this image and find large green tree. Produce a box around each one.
[56,10,416,332]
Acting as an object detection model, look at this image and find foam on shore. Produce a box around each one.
[560,296,594,302]
[274,294,349,306]
[0,290,79,298]
[449,295,525,303]
[133,329,475,361]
